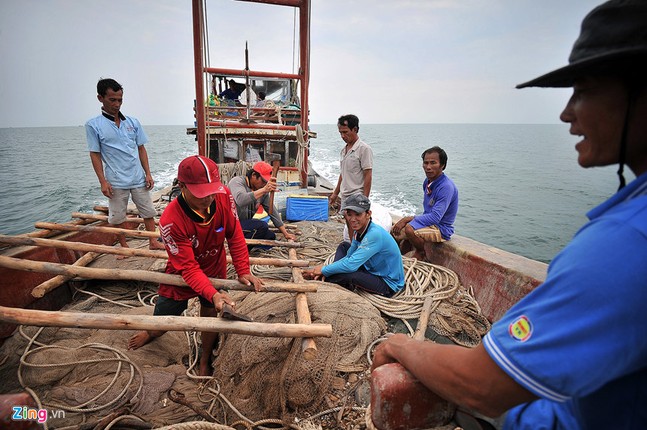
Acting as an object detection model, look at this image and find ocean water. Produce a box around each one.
[0,124,625,263]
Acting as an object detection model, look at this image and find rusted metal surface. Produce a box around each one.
[0,223,137,341]
[370,363,456,430]
[0,392,40,430]
[425,234,547,322]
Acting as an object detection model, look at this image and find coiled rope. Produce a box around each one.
[250,222,490,347]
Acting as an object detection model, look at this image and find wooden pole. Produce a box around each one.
[93,205,162,217]
[0,255,319,294]
[268,160,280,215]
[34,222,303,248]
[413,296,434,341]
[94,207,298,230]
[32,252,100,298]
[289,246,317,360]
[0,305,332,338]
[23,218,96,239]
[71,212,157,225]
[0,235,310,268]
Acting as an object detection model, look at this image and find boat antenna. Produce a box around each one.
[242,41,255,124]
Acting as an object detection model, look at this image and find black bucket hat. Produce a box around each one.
[517,0,647,88]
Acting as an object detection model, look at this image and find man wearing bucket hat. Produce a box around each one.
[128,155,263,376]
[371,1,647,428]
[228,161,297,243]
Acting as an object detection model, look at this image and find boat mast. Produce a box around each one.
[192,0,312,186]
[192,0,207,156]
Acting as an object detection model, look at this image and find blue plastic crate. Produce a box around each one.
[286,195,329,221]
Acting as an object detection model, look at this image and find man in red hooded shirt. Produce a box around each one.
[128,155,263,376]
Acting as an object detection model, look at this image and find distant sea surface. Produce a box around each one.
[0,124,627,264]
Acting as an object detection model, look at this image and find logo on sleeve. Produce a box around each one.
[159,223,177,255]
[508,315,532,342]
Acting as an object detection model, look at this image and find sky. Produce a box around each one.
[0,0,601,128]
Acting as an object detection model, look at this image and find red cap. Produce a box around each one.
[177,155,226,198]
[253,161,273,182]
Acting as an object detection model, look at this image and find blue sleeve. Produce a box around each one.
[85,122,100,152]
[322,233,379,276]
[411,181,454,228]
[131,117,149,146]
[483,217,647,401]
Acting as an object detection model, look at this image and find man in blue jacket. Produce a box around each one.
[303,194,404,297]
[392,146,458,261]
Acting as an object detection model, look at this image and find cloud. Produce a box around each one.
[0,0,599,128]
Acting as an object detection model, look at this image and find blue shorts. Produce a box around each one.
[153,295,213,316]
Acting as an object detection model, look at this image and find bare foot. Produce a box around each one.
[149,240,166,251]
[199,358,214,376]
[117,237,130,259]
[128,331,154,350]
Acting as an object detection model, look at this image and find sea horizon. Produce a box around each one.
[0,124,628,264]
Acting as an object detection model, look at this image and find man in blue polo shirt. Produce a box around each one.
[86,78,164,252]
[371,1,647,428]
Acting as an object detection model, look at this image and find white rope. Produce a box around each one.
[295,123,308,175]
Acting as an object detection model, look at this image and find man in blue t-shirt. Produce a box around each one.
[86,78,164,252]
[392,146,458,261]
[371,1,647,429]
[303,194,405,297]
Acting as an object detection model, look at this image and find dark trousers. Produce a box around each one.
[239,218,276,241]
[325,242,395,297]
[239,218,275,251]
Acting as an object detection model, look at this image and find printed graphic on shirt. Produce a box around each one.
[508,315,532,342]
[190,235,199,249]
[159,223,178,255]
[196,248,220,260]
[229,194,239,220]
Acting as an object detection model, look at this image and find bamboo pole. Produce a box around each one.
[0,305,332,338]
[32,252,100,298]
[289,246,317,360]
[0,235,310,268]
[0,255,318,294]
[34,222,303,248]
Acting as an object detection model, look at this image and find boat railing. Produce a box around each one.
[200,105,300,125]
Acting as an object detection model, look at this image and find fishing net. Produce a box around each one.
[0,222,491,429]
[212,283,386,423]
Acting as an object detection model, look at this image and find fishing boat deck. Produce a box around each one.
[0,211,530,429]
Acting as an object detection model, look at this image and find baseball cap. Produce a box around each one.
[253,161,273,182]
[517,0,647,88]
[177,155,225,198]
[342,194,371,213]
